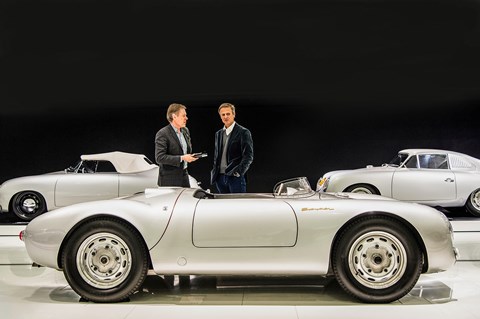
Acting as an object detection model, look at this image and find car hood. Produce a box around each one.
[320,191,395,201]
[46,170,69,175]
[324,165,396,178]
[1,171,65,186]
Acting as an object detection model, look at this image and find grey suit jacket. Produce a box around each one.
[210,122,254,185]
[155,124,192,186]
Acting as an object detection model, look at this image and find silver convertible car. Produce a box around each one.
[0,151,198,221]
[317,149,480,217]
[21,177,457,303]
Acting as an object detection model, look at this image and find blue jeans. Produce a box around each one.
[215,174,246,193]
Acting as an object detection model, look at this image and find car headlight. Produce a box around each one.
[316,177,329,192]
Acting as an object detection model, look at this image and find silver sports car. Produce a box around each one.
[317,149,480,217]
[21,177,457,303]
[0,151,198,221]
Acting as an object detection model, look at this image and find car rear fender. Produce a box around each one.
[326,211,428,276]
[328,170,394,197]
[23,189,184,269]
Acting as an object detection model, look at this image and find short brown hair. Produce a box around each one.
[166,103,186,122]
[218,102,235,115]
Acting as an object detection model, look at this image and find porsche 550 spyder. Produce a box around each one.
[21,177,457,303]
[317,149,480,217]
[0,151,199,221]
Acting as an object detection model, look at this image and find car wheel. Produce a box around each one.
[11,191,47,221]
[344,184,378,195]
[332,215,423,303]
[62,218,149,303]
[466,188,480,217]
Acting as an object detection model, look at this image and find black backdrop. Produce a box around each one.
[1,0,480,192]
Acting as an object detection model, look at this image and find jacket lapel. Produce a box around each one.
[168,125,183,150]
[226,125,240,151]
[181,127,192,153]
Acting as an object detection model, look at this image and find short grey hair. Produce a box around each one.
[218,102,235,115]
[166,103,186,122]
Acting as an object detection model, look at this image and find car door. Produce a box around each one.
[54,173,119,207]
[192,198,298,247]
[392,153,456,201]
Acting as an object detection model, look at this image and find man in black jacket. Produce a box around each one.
[154,103,198,288]
[211,103,254,193]
[155,103,198,187]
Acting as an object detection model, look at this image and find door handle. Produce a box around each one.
[444,178,454,182]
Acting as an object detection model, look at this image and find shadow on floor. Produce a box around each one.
[46,274,454,306]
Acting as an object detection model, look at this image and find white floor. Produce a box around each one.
[1,262,480,319]
[1,221,480,319]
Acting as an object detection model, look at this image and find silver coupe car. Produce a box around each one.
[317,149,480,217]
[21,177,457,303]
[0,151,198,221]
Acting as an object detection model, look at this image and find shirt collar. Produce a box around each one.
[223,122,236,135]
[171,123,182,134]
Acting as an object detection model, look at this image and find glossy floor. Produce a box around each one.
[1,217,480,319]
[1,261,480,319]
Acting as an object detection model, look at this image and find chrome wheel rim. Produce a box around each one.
[76,232,132,289]
[471,190,480,211]
[21,197,38,213]
[348,231,407,289]
[351,187,373,194]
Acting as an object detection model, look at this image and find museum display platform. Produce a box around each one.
[1,218,480,319]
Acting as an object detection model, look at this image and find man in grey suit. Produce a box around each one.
[211,103,254,193]
[155,103,198,187]
[155,103,198,288]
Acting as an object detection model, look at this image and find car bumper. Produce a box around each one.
[22,225,64,270]
[454,246,460,261]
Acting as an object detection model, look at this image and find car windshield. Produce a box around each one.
[388,153,409,167]
[65,160,97,173]
[273,177,315,198]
